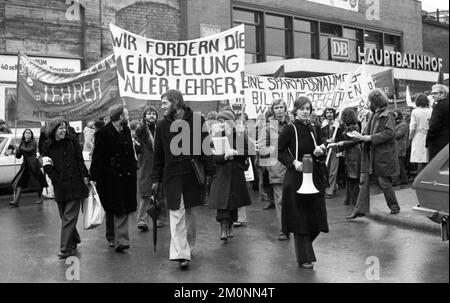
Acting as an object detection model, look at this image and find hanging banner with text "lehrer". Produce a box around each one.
[109,23,245,101]
[17,53,124,122]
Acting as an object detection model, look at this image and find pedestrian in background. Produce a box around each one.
[409,94,432,174]
[208,110,251,241]
[392,110,409,185]
[10,129,48,207]
[90,104,138,253]
[0,119,12,134]
[347,89,401,219]
[41,118,89,259]
[259,99,292,240]
[278,97,329,269]
[151,89,215,269]
[321,108,343,198]
[134,106,163,232]
[336,108,361,211]
[83,121,95,154]
[426,84,449,160]
[401,106,414,180]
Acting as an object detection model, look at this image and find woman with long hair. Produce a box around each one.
[278,97,329,269]
[10,129,48,207]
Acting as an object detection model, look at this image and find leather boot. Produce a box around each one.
[220,220,228,241]
[227,221,234,238]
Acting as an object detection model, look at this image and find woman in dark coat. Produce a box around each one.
[278,97,329,269]
[336,108,361,210]
[41,118,89,259]
[208,110,251,241]
[10,129,48,207]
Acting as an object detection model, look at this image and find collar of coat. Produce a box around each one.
[164,106,194,122]
[374,107,390,118]
[268,115,291,129]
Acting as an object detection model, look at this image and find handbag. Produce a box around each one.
[191,158,206,186]
[82,182,105,230]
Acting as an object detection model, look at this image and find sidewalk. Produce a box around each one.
[367,187,441,236]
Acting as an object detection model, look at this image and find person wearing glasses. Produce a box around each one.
[426,84,449,160]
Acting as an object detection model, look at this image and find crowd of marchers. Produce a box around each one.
[3,83,448,270]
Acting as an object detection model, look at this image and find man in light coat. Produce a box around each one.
[259,99,292,240]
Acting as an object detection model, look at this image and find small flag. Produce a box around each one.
[405,85,415,108]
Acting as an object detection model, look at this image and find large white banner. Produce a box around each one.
[307,0,359,12]
[242,66,374,119]
[109,23,245,101]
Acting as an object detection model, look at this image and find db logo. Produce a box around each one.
[330,38,350,60]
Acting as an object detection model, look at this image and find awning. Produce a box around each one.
[245,57,449,83]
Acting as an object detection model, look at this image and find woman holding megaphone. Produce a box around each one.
[277,97,329,269]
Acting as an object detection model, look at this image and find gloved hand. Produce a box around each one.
[151,182,160,194]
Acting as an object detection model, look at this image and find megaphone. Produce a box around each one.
[297,154,319,194]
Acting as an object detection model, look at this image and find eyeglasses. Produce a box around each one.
[431,91,440,95]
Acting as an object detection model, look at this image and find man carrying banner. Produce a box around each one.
[151,89,215,269]
[347,89,401,219]
[90,104,137,253]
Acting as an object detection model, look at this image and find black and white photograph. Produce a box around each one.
[0,0,448,291]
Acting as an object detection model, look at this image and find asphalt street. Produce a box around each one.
[0,188,448,283]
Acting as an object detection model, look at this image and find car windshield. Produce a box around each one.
[0,137,8,154]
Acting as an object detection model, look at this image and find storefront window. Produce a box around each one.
[294,19,318,59]
[384,34,401,52]
[320,22,342,60]
[233,8,263,63]
[343,27,363,62]
[364,30,383,49]
[265,13,290,61]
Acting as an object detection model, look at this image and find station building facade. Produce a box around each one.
[0,0,448,130]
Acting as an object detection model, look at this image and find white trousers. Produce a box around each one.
[169,195,196,261]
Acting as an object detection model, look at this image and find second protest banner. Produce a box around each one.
[242,67,374,119]
[110,23,245,101]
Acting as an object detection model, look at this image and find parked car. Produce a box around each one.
[412,144,449,241]
[0,134,91,189]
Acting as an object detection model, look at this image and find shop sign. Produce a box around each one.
[306,0,358,12]
[0,54,81,82]
[357,47,443,72]
[330,38,350,61]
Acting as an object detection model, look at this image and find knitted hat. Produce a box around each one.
[216,110,235,121]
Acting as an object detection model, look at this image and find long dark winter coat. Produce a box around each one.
[135,122,156,197]
[90,122,137,215]
[41,134,88,203]
[278,119,329,235]
[340,124,361,179]
[151,107,216,210]
[208,130,251,210]
[426,95,449,159]
[361,107,399,177]
[11,139,47,192]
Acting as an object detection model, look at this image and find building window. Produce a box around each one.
[233,8,263,64]
[294,19,318,59]
[343,27,364,62]
[364,30,383,50]
[384,34,401,52]
[319,22,342,60]
[265,13,290,62]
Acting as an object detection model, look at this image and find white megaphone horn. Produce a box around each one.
[297,154,319,194]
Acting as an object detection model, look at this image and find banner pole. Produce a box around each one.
[391,68,397,109]
[12,51,22,201]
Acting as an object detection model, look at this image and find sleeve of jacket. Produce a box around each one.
[200,115,216,176]
[395,122,408,140]
[426,103,444,147]
[151,120,165,183]
[278,124,295,168]
[72,137,89,179]
[258,123,274,157]
[370,113,395,145]
[409,110,417,140]
[41,142,58,184]
[89,129,106,182]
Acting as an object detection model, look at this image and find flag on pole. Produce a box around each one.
[273,65,285,78]
[405,85,415,108]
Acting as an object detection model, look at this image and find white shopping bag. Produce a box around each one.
[244,157,254,182]
[83,182,105,230]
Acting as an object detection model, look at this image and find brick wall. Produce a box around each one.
[422,21,449,73]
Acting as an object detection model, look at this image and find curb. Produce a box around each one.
[366,209,441,236]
